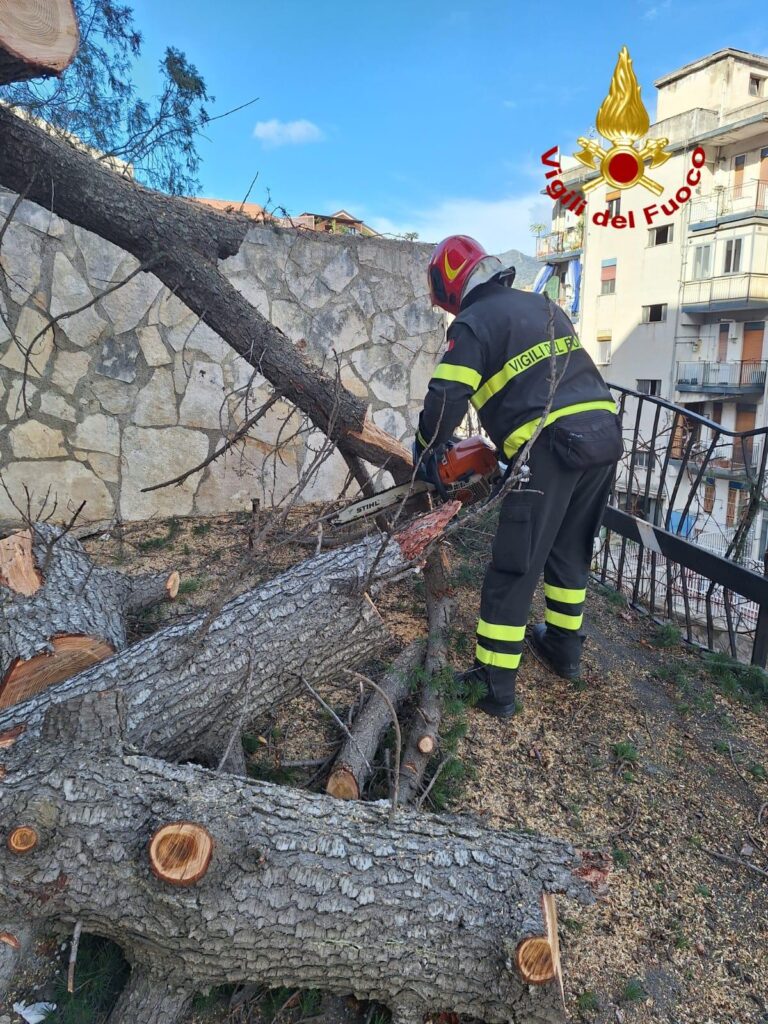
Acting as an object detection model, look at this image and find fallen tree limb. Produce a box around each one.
[0,690,608,1024]
[398,544,455,805]
[0,106,412,480]
[0,505,461,765]
[0,526,179,709]
[326,642,424,801]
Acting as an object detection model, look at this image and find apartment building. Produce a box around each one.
[537,48,768,564]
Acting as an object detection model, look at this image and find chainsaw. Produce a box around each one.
[331,436,501,526]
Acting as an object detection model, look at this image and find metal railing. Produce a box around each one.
[676,360,767,393]
[688,179,768,225]
[536,225,584,260]
[681,272,768,309]
[594,384,768,665]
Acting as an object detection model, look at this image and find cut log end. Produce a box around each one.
[514,893,562,990]
[325,767,361,801]
[0,530,42,595]
[149,822,214,887]
[165,571,181,600]
[7,825,38,855]
[0,931,20,949]
[0,635,115,710]
[417,735,435,756]
[0,0,79,83]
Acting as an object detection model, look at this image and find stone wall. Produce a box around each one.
[0,192,446,523]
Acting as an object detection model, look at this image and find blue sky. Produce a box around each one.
[130,0,768,254]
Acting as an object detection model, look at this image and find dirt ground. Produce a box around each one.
[9,509,768,1024]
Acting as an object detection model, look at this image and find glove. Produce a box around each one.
[412,437,449,501]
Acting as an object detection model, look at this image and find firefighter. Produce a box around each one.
[415,235,622,717]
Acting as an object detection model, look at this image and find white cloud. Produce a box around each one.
[253,119,324,148]
[642,0,671,18]
[368,191,552,255]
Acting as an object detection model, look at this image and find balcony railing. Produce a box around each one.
[688,438,763,476]
[688,179,768,226]
[595,385,768,665]
[681,272,768,311]
[535,225,583,260]
[676,360,767,394]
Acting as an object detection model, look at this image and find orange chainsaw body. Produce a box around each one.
[437,436,499,485]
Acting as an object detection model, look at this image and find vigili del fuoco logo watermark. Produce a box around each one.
[541,46,706,228]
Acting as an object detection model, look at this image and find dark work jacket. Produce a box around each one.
[416,281,616,460]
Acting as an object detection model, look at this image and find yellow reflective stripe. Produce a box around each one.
[476,619,526,642]
[432,362,482,390]
[475,644,522,669]
[416,428,428,449]
[503,400,618,458]
[472,335,582,411]
[544,584,586,605]
[545,609,583,630]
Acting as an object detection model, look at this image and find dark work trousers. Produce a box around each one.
[475,429,615,703]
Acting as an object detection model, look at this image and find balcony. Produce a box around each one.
[535,225,583,262]
[681,272,768,313]
[676,360,767,395]
[686,437,763,478]
[688,180,768,230]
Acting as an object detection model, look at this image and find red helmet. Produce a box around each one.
[428,235,487,314]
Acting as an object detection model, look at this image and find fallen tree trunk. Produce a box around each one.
[0,0,79,84]
[326,641,424,800]
[0,526,179,710]
[0,690,608,1024]
[0,505,460,766]
[0,106,412,480]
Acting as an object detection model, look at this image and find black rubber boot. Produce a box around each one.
[455,667,517,719]
[527,623,583,679]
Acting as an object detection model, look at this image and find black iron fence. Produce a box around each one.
[594,384,768,665]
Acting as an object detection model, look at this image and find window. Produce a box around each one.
[596,333,612,365]
[601,259,617,295]
[703,481,715,514]
[692,244,711,280]
[637,379,661,396]
[649,224,673,246]
[726,482,749,527]
[723,237,743,274]
[607,196,621,217]
[750,75,763,97]
[642,303,667,323]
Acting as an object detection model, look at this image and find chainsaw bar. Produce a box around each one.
[330,480,432,526]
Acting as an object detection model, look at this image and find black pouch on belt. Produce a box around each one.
[550,410,623,471]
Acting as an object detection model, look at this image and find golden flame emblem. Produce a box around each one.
[575,47,671,195]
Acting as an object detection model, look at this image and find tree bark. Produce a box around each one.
[0,691,607,1024]
[0,505,461,766]
[0,0,79,84]
[107,967,193,1024]
[326,641,424,800]
[0,526,179,710]
[0,106,412,480]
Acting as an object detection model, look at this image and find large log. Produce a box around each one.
[0,526,179,709]
[0,105,412,481]
[0,505,461,765]
[0,691,608,1024]
[0,0,79,84]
